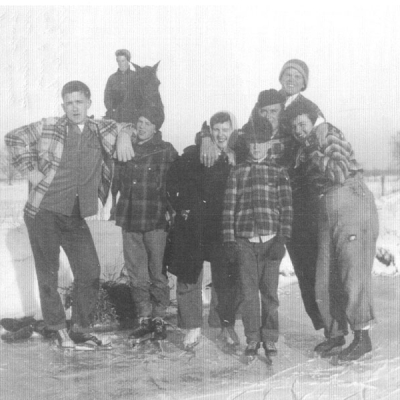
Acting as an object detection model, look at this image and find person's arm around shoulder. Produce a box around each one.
[196,121,220,168]
[311,123,355,184]
[115,122,136,161]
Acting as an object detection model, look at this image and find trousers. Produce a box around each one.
[315,176,379,337]
[24,207,100,332]
[237,237,281,343]
[122,229,169,318]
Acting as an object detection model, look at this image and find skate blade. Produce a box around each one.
[183,341,200,353]
[241,354,257,365]
[262,355,273,366]
[74,343,96,351]
[331,351,373,365]
[130,333,154,346]
[318,346,343,359]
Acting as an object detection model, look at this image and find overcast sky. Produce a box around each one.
[1,5,399,169]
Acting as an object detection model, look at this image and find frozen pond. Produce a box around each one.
[1,277,400,400]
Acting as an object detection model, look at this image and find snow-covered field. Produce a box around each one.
[1,175,397,319]
[0,176,399,400]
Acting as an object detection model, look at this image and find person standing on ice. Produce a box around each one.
[165,111,241,351]
[287,102,379,361]
[4,80,135,349]
[199,60,327,333]
[115,105,178,343]
[222,119,293,363]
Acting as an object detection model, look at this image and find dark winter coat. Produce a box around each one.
[165,145,232,283]
[104,68,139,123]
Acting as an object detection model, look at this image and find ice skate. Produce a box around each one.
[129,317,154,346]
[68,330,112,350]
[183,327,201,352]
[314,336,345,357]
[152,317,167,341]
[338,330,372,362]
[243,341,260,364]
[263,341,278,356]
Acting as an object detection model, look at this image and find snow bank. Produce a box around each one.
[1,178,399,319]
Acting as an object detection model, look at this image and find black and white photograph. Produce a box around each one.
[0,3,400,399]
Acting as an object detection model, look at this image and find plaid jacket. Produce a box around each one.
[222,160,293,243]
[5,116,119,218]
[295,122,362,194]
[115,132,178,232]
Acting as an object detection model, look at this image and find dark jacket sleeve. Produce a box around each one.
[104,75,114,111]
[277,168,293,240]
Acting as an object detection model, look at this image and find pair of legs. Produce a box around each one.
[286,208,324,331]
[24,208,100,338]
[122,229,169,319]
[236,238,281,345]
[315,177,379,359]
[176,242,240,347]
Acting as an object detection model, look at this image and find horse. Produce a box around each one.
[109,61,164,221]
[130,60,164,118]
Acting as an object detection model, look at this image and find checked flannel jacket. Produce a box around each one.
[294,122,362,195]
[222,159,293,243]
[115,132,178,232]
[5,116,121,218]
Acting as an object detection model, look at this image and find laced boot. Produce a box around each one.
[314,336,345,357]
[338,330,372,362]
[152,318,167,341]
[244,341,260,357]
[129,317,153,340]
[263,341,278,356]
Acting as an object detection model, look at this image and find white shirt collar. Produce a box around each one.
[284,93,300,109]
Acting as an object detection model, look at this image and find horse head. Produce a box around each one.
[129,61,164,122]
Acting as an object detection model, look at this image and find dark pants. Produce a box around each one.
[24,208,100,332]
[122,229,169,318]
[237,238,281,343]
[316,176,379,337]
[286,206,324,331]
[176,269,203,329]
[209,243,241,327]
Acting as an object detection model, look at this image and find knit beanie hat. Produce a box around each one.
[241,118,273,145]
[257,89,285,108]
[279,59,309,91]
[138,105,165,131]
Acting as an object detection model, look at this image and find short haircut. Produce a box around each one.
[210,111,232,129]
[285,102,318,125]
[115,49,131,61]
[61,81,91,100]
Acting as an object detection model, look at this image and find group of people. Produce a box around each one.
[4,50,379,363]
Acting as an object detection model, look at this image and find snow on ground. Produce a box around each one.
[1,176,397,319]
[1,176,400,399]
